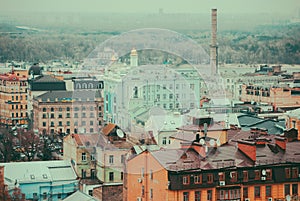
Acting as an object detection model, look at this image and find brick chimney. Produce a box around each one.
[237,140,256,161]
[275,136,287,150]
[181,142,206,158]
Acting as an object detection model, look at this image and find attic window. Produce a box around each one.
[30,174,35,180]
[43,174,48,179]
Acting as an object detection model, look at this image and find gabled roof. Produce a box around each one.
[63,190,97,201]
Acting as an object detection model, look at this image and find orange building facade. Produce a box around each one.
[0,69,28,126]
[240,84,300,111]
[125,135,300,201]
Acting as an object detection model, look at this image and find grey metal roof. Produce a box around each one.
[34,90,102,102]
[0,160,77,185]
[33,75,65,83]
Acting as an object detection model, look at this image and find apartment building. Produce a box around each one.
[0,69,28,126]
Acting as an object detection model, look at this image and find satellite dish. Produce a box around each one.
[116,129,124,138]
[199,138,205,145]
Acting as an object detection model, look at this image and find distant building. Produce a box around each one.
[0,160,79,201]
[62,190,98,201]
[72,77,104,90]
[32,90,103,135]
[0,69,29,126]
[240,84,300,111]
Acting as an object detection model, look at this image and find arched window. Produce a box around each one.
[88,83,93,89]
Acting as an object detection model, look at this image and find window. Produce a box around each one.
[82,106,86,111]
[66,107,70,111]
[194,175,202,184]
[91,169,96,179]
[207,190,212,201]
[162,137,167,145]
[43,192,47,199]
[254,170,261,180]
[58,121,62,126]
[266,185,272,197]
[90,106,94,111]
[74,121,78,126]
[292,120,296,128]
[67,121,70,126]
[183,192,189,201]
[243,171,248,182]
[219,172,224,181]
[57,193,62,199]
[190,84,195,90]
[11,105,14,110]
[266,169,272,180]
[285,184,290,196]
[11,113,14,118]
[91,154,95,161]
[207,174,213,184]
[43,113,48,119]
[74,113,78,118]
[88,190,93,196]
[230,171,237,182]
[142,185,145,196]
[16,105,18,110]
[58,107,62,111]
[109,172,114,181]
[141,168,145,178]
[74,107,79,111]
[90,113,95,118]
[82,113,86,118]
[58,113,63,118]
[150,188,153,199]
[121,172,124,180]
[285,168,291,179]
[183,175,190,185]
[243,187,248,198]
[254,186,261,198]
[66,113,70,118]
[90,121,93,126]
[150,170,153,180]
[43,107,46,112]
[169,94,173,99]
[292,167,298,178]
[195,191,201,201]
[43,122,46,127]
[50,122,54,127]
[51,107,54,112]
[82,153,86,161]
[50,113,55,118]
[90,128,94,133]
[121,155,125,164]
[82,121,86,126]
[109,155,114,164]
[82,169,86,178]
[292,184,298,195]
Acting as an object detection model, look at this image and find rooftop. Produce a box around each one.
[34,90,102,102]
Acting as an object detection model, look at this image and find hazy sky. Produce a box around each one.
[0,0,299,14]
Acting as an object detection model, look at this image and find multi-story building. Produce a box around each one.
[240,84,300,111]
[0,69,28,126]
[32,90,103,135]
[63,124,133,195]
[104,49,204,131]
[0,160,78,201]
[125,130,300,201]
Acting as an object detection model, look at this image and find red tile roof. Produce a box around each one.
[102,123,116,136]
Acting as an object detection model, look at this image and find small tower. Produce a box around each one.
[130,48,138,67]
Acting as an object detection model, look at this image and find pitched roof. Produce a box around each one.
[102,123,116,136]
[33,75,65,83]
[34,90,102,102]
[63,190,97,201]
[238,114,264,127]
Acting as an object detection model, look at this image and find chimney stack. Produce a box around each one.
[210,8,218,75]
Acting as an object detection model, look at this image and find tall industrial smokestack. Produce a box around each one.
[210,8,218,75]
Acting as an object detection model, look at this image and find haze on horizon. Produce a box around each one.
[0,0,299,15]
